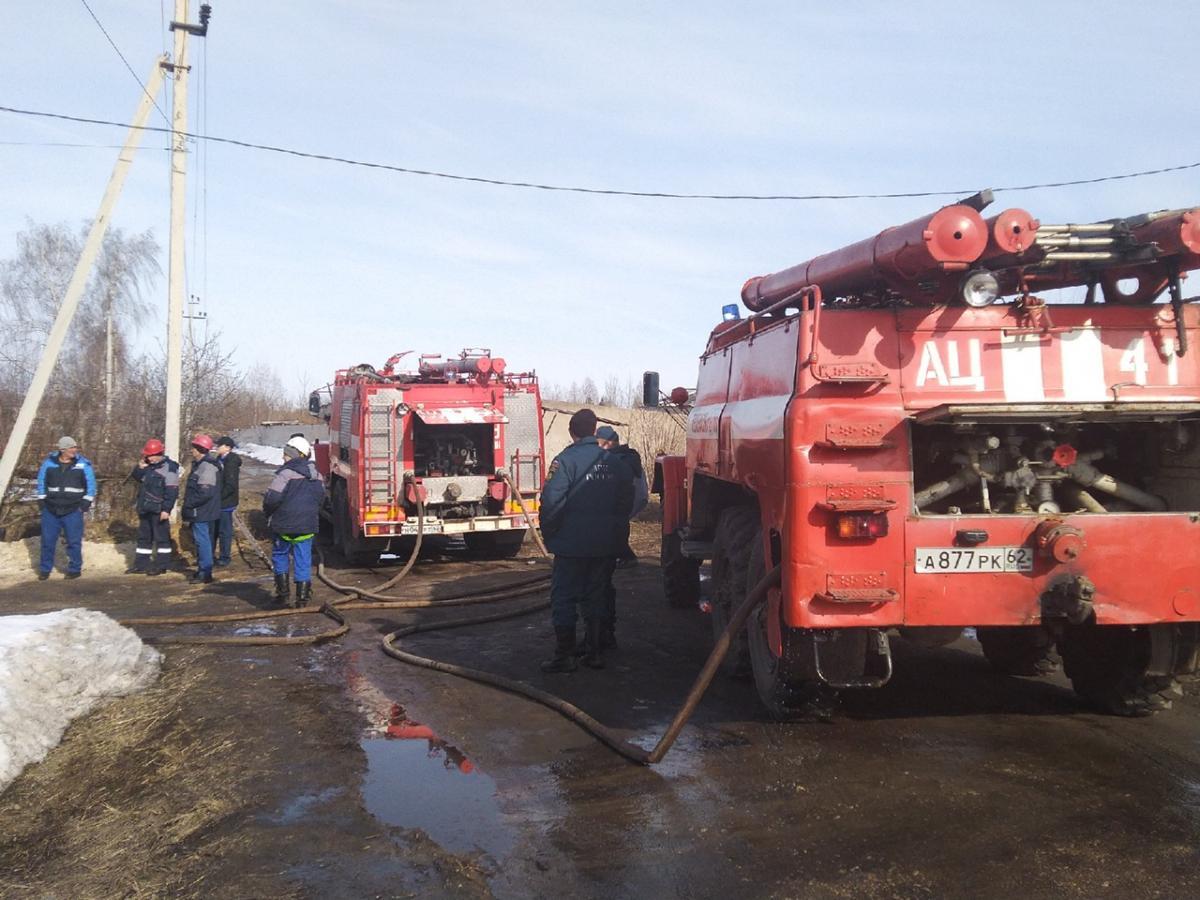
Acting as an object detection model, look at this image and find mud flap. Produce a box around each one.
[812,628,893,689]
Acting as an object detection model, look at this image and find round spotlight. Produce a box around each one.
[960,269,1000,308]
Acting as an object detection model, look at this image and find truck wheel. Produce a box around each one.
[661,530,700,609]
[710,507,759,675]
[1059,624,1183,717]
[745,537,836,721]
[976,626,1059,676]
[463,530,526,559]
[332,481,379,568]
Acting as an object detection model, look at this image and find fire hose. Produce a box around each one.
[120,477,771,764]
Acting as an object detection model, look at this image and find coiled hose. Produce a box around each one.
[121,492,775,764]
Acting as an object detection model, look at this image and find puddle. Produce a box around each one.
[265,786,345,825]
[233,623,279,637]
[362,704,514,859]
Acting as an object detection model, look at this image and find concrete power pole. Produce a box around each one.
[163,1,211,466]
[0,57,167,505]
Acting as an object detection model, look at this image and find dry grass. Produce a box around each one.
[623,408,686,471]
[0,652,267,899]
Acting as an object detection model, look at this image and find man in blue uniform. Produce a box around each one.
[181,433,222,584]
[35,435,96,580]
[128,438,180,575]
[263,435,325,607]
[538,409,634,672]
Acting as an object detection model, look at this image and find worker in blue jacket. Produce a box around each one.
[538,409,634,672]
[181,433,222,584]
[263,435,325,607]
[35,435,96,580]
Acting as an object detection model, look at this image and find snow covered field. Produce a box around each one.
[0,609,161,793]
[236,443,285,466]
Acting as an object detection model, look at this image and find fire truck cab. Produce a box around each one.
[658,198,1200,719]
[312,349,545,565]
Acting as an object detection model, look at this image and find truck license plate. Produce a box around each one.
[401,519,443,535]
[914,546,1033,573]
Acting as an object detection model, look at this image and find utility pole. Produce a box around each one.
[163,1,211,466]
[0,56,167,505]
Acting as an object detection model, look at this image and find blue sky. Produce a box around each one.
[2,1,1198,398]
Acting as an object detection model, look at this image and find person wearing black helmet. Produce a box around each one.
[211,436,241,567]
[594,425,647,649]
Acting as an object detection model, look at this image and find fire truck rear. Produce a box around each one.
[311,349,545,565]
[657,196,1200,719]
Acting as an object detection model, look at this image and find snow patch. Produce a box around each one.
[236,443,285,466]
[0,609,161,794]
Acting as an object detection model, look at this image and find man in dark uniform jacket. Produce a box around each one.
[129,438,180,575]
[181,434,222,584]
[538,409,634,672]
[594,425,648,649]
[212,436,241,567]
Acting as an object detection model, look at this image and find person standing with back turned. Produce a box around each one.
[263,435,325,607]
[181,433,222,584]
[538,409,633,672]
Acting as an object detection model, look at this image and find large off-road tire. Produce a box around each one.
[661,530,700,609]
[976,626,1060,676]
[463,530,526,559]
[1059,623,1183,717]
[710,507,760,676]
[332,480,379,568]
[744,536,836,721]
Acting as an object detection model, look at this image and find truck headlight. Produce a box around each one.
[960,269,1000,308]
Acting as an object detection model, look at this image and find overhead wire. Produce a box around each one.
[77,0,171,126]
[1,104,1198,202]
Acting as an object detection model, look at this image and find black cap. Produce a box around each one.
[568,409,597,439]
[216,436,236,448]
[595,425,619,442]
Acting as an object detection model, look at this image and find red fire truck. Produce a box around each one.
[657,196,1200,719]
[310,349,546,565]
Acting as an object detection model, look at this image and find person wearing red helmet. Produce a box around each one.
[128,438,180,575]
[181,433,222,583]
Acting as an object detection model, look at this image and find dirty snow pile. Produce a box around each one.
[236,442,285,466]
[0,609,161,793]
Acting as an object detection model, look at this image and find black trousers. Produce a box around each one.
[135,513,172,568]
[550,556,613,630]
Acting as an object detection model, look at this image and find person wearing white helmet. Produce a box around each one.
[263,435,324,607]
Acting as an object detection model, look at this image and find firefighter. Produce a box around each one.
[181,433,222,584]
[211,436,240,567]
[538,409,634,672]
[35,436,96,580]
[128,439,180,575]
[594,425,648,650]
[263,435,325,607]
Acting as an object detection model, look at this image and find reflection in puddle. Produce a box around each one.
[362,704,513,858]
[266,786,345,825]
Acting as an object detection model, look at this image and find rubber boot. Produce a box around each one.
[540,626,578,673]
[600,623,617,651]
[582,620,605,669]
[274,573,291,607]
[295,581,312,608]
[189,569,213,585]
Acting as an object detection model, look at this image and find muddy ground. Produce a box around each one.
[2,517,1199,899]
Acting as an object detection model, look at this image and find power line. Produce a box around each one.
[3,103,1199,201]
[77,0,170,125]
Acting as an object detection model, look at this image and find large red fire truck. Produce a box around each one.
[310,350,546,565]
[657,196,1200,719]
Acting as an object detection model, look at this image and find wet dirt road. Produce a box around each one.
[2,524,1199,898]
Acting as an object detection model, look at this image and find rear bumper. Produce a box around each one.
[361,514,534,538]
[785,512,1200,628]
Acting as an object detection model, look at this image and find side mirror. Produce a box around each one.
[308,391,321,417]
[642,371,660,408]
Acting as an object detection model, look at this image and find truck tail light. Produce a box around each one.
[834,511,889,539]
